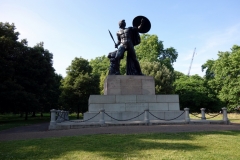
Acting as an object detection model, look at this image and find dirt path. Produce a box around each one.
[0,123,240,141]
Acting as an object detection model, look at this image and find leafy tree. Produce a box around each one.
[141,61,174,94]
[174,71,185,80]
[174,74,223,112]
[0,22,57,119]
[99,71,108,95]
[135,34,178,71]
[206,45,240,111]
[60,57,99,118]
[89,55,109,75]
[202,60,215,80]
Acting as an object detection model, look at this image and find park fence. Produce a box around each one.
[49,107,229,126]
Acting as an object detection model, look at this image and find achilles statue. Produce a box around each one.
[108,16,151,75]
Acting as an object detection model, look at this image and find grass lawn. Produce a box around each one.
[0,113,80,131]
[0,131,240,159]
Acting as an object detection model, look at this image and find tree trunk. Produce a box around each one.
[25,111,28,120]
[20,112,23,117]
[41,112,43,117]
[77,106,80,119]
[31,111,36,117]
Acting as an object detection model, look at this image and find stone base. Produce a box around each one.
[83,94,184,122]
[88,95,180,112]
[84,111,185,122]
[104,75,155,95]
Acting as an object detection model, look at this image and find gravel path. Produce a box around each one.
[0,123,240,141]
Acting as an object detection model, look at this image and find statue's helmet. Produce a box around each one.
[119,20,126,28]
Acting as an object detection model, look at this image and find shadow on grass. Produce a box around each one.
[1,131,240,159]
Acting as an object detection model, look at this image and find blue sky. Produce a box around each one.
[1,0,240,77]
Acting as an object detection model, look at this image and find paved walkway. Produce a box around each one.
[0,123,240,141]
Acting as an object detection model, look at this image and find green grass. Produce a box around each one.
[0,113,80,131]
[190,113,240,123]
[0,131,240,159]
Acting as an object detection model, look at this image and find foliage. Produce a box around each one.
[174,74,223,112]
[202,45,240,111]
[201,59,215,80]
[59,57,99,118]
[174,71,185,80]
[99,71,108,95]
[0,22,58,119]
[135,34,178,71]
[141,61,174,94]
[89,55,109,75]
[1,131,240,159]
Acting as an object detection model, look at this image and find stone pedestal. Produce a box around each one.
[84,75,184,122]
[104,75,155,95]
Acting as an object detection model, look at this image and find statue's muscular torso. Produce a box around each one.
[117,27,133,48]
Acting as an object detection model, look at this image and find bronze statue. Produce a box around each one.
[107,50,119,75]
[108,16,151,75]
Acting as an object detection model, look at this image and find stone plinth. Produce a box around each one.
[83,75,184,123]
[88,95,180,112]
[83,94,184,122]
[104,75,155,95]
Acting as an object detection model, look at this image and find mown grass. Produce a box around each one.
[0,131,240,159]
[190,113,240,123]
[0,113,80,131]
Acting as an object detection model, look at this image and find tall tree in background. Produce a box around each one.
[135,34,178,71]
[135,34,178,93]
[202,45,240,111]
[0,22,58,119]
[141,61,174,94]
[174,74,223,112]
[89,55,109,75]
[59,57,99,118]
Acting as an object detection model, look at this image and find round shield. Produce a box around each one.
[132,16,151,33]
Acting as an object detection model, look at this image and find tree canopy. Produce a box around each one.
[0,22,60,119]
[174,74,223,112]
[59,57,99,118]
[135,34,178,71]
[202,45,240,111]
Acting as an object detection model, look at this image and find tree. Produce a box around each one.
[89,55,109,75]
[141,61,174,94]
[174,71,185,80]
[0,22,57,119]
[60,57,99,118]
[202,60,215,80]
[135,34,178,71]
[174,75,223,112]
[206,45,240,111]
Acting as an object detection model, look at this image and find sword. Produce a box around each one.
[108,30,118,49]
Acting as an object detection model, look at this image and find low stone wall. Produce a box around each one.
[88,95,180,112]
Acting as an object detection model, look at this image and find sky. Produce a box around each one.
[1,0,240,77]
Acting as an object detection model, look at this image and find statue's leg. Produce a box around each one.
[115,46,125,75]
[127,44,143,75]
